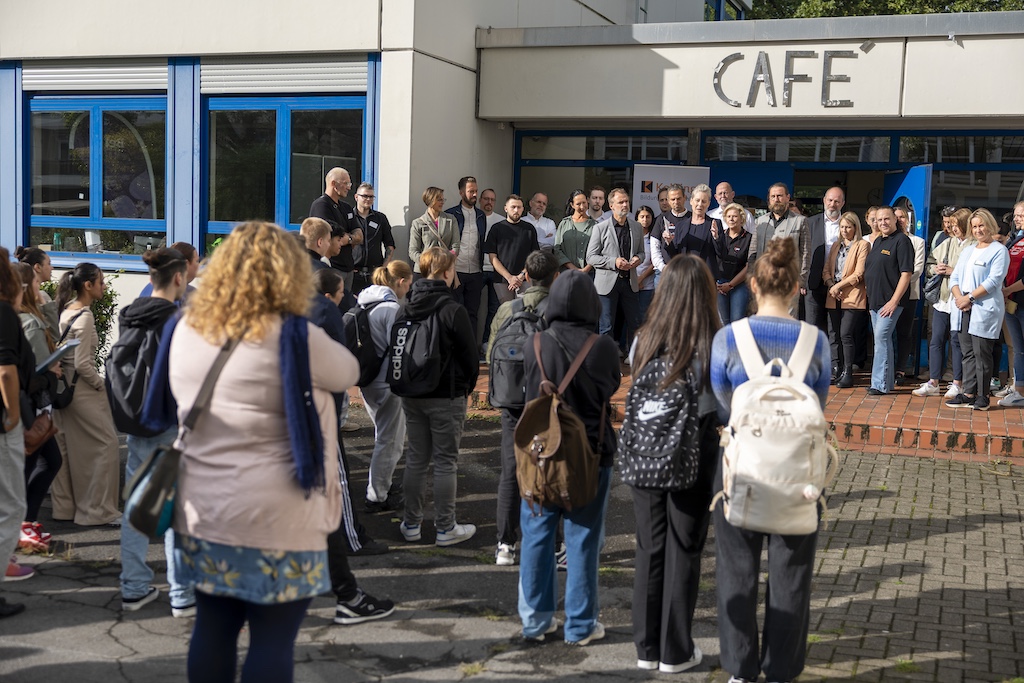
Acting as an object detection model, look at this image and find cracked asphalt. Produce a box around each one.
[1,407,1022,682]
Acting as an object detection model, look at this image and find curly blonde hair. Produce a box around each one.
[186,221,312,343]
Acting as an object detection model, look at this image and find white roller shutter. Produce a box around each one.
[200,55,368,94]
[22,61,168,91]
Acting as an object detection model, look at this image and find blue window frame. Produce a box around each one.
[202,95,368,246]
[27,95,168,261]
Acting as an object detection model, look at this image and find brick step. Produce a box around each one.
[350,366,1024,466]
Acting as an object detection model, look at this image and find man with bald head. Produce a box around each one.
[309,167,364,292]
[522,192,557,250]
[804,186,846,338]
[708,181,755,233]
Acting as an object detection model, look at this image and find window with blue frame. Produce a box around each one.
[28,97,167,255]
[204,96,365,251]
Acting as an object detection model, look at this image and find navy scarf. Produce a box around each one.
[142,314,325,495]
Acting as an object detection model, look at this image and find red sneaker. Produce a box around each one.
[6,558,35,581]
[29,522,51,543]
[18,523,48,553]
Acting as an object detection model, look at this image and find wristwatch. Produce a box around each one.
[969,295,977,303]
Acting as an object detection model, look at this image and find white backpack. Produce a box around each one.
[711,319,839,536]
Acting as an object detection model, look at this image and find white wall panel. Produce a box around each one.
[903,36,1024,118]
[0,0,380,59]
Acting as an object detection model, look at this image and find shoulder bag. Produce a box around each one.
[52,310,86,410]
[123,338,239,538]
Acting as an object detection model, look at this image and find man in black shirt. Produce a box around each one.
[350,182,395,294]
[308,167,363,291]
[864,206,913,395]
[484,195,540,305]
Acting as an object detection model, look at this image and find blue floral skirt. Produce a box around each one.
[175,533,330,604]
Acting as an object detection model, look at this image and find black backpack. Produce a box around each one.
[387,300,453,397]
[616,356,701,491]
[105,319,168,437]
[488,299,547,410]
[342,301,386,387]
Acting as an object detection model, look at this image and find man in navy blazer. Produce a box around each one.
[804,187,845,339]
[586,187,645,355]
[445,175,488,340]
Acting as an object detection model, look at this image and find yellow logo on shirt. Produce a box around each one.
[881,249,891,255]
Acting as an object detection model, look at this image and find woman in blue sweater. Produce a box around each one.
[709,237,831,683]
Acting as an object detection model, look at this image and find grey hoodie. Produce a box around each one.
[356,284,402,388]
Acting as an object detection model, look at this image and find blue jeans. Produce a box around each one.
[120,428,194,607]
[638,288,655,323]
[869,307,902,393]
[599,278,641,349]
[1003,305,1024,389]
[718,283,750,325]
[518,466,612,642]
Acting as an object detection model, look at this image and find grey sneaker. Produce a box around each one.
[998,390,1024,407]
[569,621,606,646]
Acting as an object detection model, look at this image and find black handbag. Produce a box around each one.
[122,338,239,538]
[52,310,86,410]
[923,256,948,305]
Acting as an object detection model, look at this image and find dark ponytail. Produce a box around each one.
[15,246,48,268]
[55,262,101,314]
[143,248,187,291]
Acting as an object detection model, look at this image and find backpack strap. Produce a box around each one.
[731,318,766,379]
[532,332,599,397]
[787,322,819,383]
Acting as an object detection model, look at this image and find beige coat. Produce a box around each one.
[169,319,358,552]
[824,239,869,310]
[51,307,121,525]
[409,211,460,273]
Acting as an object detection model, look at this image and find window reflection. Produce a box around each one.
[31,111,90,217]
[209,110,276,222]
[290,109,362,223]
[102,111,165,219]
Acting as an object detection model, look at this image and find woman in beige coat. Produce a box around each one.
[51,263,121,526]
[408,186,460,275]
[824,212,870,388]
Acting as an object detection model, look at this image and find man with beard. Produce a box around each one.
[485,195,541,305]
[805,187,845,341]
[748,183,810,313]
[892,206,926,384]
[445,176,488,338]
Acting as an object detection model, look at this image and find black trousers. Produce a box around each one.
[959,309,996,397]
[827,307,868,371]
[895,298,919,375]
[455,271,485,344]
[480,272,502,345]
[800,284,828,335]
[630,413,718,666]
[495,408,522,546]
[713,464,818,682]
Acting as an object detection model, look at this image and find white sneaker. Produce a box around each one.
[944,383,961,399]
[436,522,476,547]
[399,521,421,542]
[659,646,703,673]
[524,618,559,642]
[570,621,605,646]
[994,383,1014,398]
[637,659,659,670]
[495,543,515,566]
[998,390,1024,407]
[912,381,940,397]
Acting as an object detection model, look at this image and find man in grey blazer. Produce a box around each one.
[586,187,645,353]
[804,187,845,335]
[748,182,810,313]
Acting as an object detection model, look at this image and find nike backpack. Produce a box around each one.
[488,299,547,410]
[710,319,840,536]
[617,355,701,490]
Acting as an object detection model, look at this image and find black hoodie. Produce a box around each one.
[523,270,620,466]
[402,278,479,399]
[118,296,179,336]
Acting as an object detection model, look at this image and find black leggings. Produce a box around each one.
[188,592,312,683]
[24,436,62,522]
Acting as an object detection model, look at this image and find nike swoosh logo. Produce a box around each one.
[637,407,672,421]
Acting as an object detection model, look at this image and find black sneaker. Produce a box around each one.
[972,395,991,411]
[945,394,972,408]
[351,539,390,556]
[334,589,396,625]
[364,496,403,514]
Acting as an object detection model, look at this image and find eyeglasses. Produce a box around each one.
[356,194,375,200]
